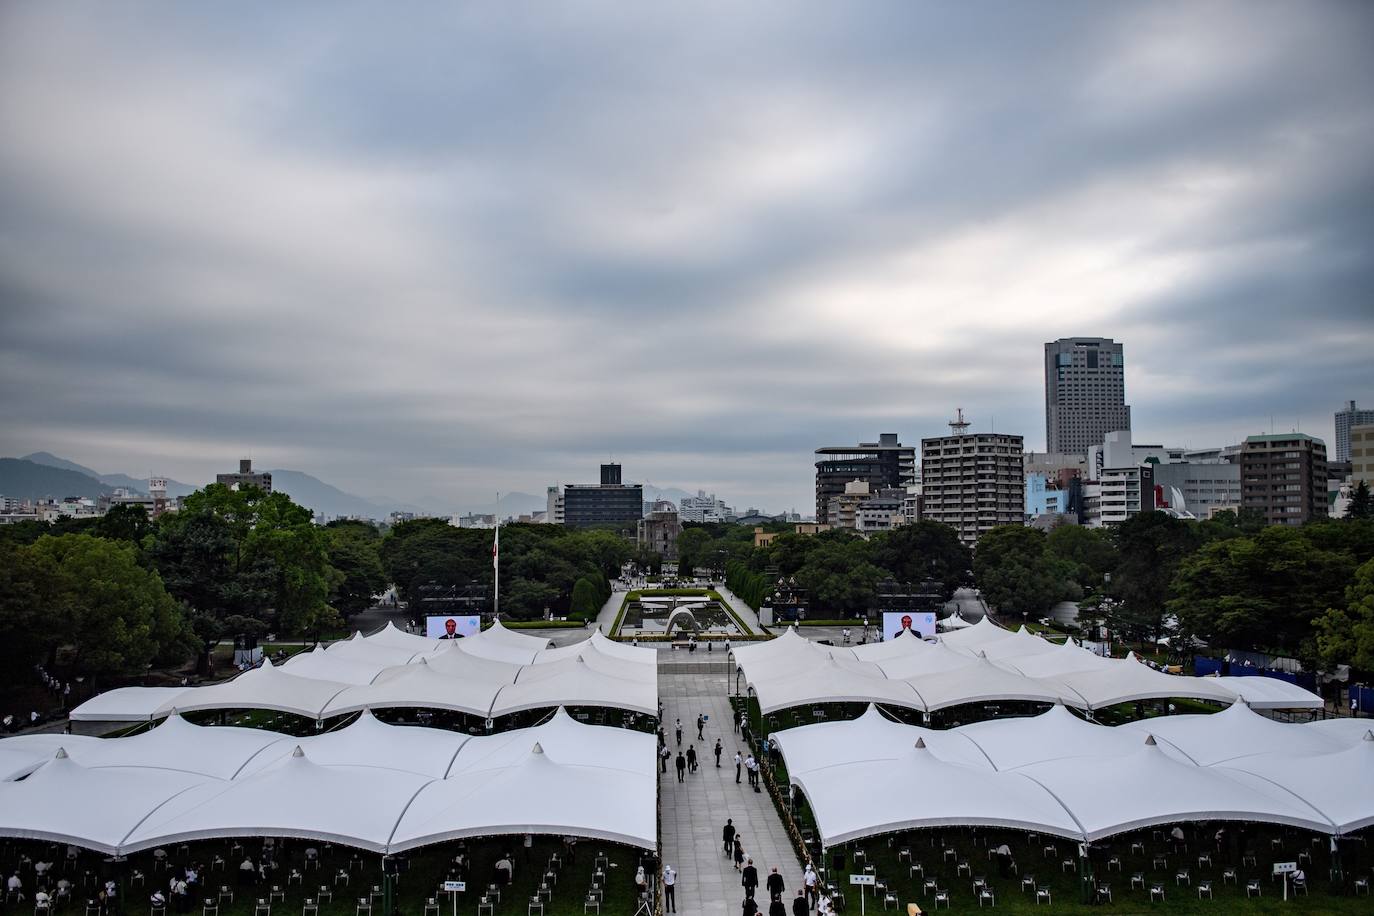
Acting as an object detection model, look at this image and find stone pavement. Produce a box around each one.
[659,657,803,916]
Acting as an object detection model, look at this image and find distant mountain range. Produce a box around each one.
[22,451,198,497]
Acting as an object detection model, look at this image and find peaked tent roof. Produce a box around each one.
[390,742,656,851]
[475,618,553,650]
[770,704,992,774]
[283,646,391,685]
[1220,733,1374,833]
[962,626,1060,661]
[1049,652,1238,710]
[955,703,1180,770]
[937,615,1012,650]
[792,739,1083,846]
[874,642,979,680]
[999,640,1116,680]
[237,710,470,779]
[490,657,658,717]
[70,687,191,722]
[363,621,444,654]
[1210,676,1323,710]
[753,656,923,715]
[122,747,434,854]
[849,628,930,662]
[153,659,351,720]
[1120,701,1344,765]
[514,648,657,685]
[406,642,523,685]
[450,633,543,666]
[449,707,652,777]
[533,630,657,667]
[0,750,208,853]
[65,713,290,779]
[1017,736,1334,841]
[1305,717,1374,746]
[938,613,973,631]
[325,633,423,667]
[729,626,813,666]
[905,655,1083,712]
[320,658,504,718]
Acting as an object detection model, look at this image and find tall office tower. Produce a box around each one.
[813,433,916,525]
[1044,338,1131,456]
[1240,433,1328,525]
[920,411,1024,547]
[563,463,643,529]
[1335,401,1374,462]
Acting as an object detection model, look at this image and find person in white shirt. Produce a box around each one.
[8,874,24,901]
[662,865,676,913]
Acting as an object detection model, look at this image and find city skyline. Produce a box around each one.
[1,3,1371,513]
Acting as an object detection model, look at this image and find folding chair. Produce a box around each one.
[218,886,233,904]
[301,900,317,916]
[354,898,371,916]
[1197,881,1213,900]
[1095,883,1111,904]
[253,899,271,916]
[932,889,950,910]
[581,894,598,915]
[202,898,218,916]
[977,888,994,908]
[269,888,285,904]
[1149,883,1165,903]
[1246,879,1261,898]
[316,887,332,905]
[1034,886,1051,906]
[527,896,544,916]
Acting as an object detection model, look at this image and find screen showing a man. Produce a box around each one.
[881,611,936,640]
[893,614,914,639]
[425,615,480,639]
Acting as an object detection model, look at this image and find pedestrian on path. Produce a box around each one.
[696,714,705,740]
[733,710,741,733]
[768,897,786,916]
[741,897,759,916]
[714,739,723,767]
[722,819,735,857]
[745,753,758,788]
[792,890,808,916]
[734,750,743,783]
[742,858,758,900]
[675,719,683,746]
[734,838,745,871]
[803,862,818,909]
[659,745,670,773]
[663,865,676,913]
[766,867,784,900]
[686,745,698,772]
[675,751,686,783]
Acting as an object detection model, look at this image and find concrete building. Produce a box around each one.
[562,463,644,529]
[1044,337,1131,455]
[217,459,272,494]
[1335,401,1374,463]
[814,433,916,525]
[544,485,565,525]
[1351,425,1374,487]
[679,490,732,523]
[1150,461,1242,520]
[1240,433,1328,525]
[637,501,682,560]
[920,412,1024,546]
[1087,431,1182,481]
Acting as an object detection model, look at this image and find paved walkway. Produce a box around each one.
[659,658,803,916]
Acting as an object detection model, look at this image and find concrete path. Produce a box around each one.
[659,656,803,916]
[711,584,762,635]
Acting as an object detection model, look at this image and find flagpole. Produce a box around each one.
[493,492,500,621]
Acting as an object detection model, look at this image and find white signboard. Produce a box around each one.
[1272,862,1297,876]
[426,615,481,639]
[849,874,876,886]
[881,611,937,641]
[442,881,466,892]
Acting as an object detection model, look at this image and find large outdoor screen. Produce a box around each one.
[425,615,481,639]
[881,610,936,641]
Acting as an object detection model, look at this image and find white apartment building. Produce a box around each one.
[545,485,565,525]
[679,490,732,523]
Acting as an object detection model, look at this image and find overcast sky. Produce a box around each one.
[1,1,1371,514]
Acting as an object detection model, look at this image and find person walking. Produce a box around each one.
[769,896,787,916]
[675,751,686,783]
[765,867,784,900]
[741,858,759,900]
[696,714,706,740]
[745,753,758,789]
[659,744,671,773]
[675,718,683,746]
[686,744,698,773]
[733,710,741,734]
[722,819,736,858]
[792,889,808,916]
[714,738,723,768]
[734,838,745,871]
[734,750,743,784]
[662,865,676,913]
[741,897,759,916]
[803,863,818,909]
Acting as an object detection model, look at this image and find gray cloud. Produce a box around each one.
[1,1,1371,513]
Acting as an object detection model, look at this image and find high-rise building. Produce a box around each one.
[216,459,272,493]
[562,463,643,529]
[814,433,916,525]
[679,491,732,523]
[920,412,1024,546]
[1044,337,1131,455]
[1335,401,1374,462]
[1240,433,1327,525]
[1351,425,1374,487]
[544,485,565,525]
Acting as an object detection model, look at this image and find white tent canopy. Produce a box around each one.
[1049,652,1238,710]
[450,634,544,667]
[325,633,424,667]
[0,734,102,781]
[533,630,657,667]
[516,647,657,686]
[124,747,434,853]
[955,704,1182,770]
[1210,676,1323,710]
[391,742,656,851]
[1306,717,1374,746]
[419,643,523,684]
[753,657,923,715]
[873,642,978,680]
[848,629,929,662]
[956,626,1059,661]
[64,713,290,780]
[154,659,350,720]
[1016,736,1334,841]
[490,657,658,717]
[906,655,1082,713]
[70,687,191,723]
[936,615,1012,650]
[0,750,208,853]
[1121,701,1344,765]
[238,710,470,779]
[999,640,1115,680]
[938,613,973,631]
[792,739,1084,846]
[284,646,391,686]
[363,621,444,655]
[449,708,651,776]
[770,705,992,773]
[1221,733,1374,833]
[321,658,505,718]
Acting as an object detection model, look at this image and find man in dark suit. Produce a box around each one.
[765,867,784,900]
[742,859,759,900]
[791,890,808,916]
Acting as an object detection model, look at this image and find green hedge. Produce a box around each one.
[726,559,769,610]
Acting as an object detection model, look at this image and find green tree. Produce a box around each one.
[973,525,1073,618]
[95,503,155,544]
[793,534,883,616]
[0,541,63,684]
[569,577,602,620]
[1109,512,1201,642]
[324,521,388,619]
[675,528,712,577]
[868,521,971,599]
[1347,481,1373,520]
[1315,557,1374,669]
[1045,524,1118,592]
[26,534,194,682]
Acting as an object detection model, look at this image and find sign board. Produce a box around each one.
[426,615,481,639]
[849,875,876,886]
[442,881,466,892]
[1272,862,1297,876]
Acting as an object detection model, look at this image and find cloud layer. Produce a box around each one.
[1,1,1371,512]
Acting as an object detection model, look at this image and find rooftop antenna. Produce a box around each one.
[949,408,971,435]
